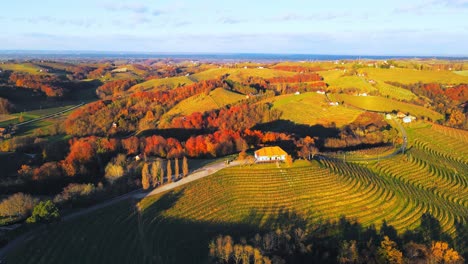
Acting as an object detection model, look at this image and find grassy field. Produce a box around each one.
[191,67,296,82]
[454,70,468,76]
[334,94,444,121]
[270,92,363,127]
[161,88,246,120]
[362,68,468,84]
[319,70,417,101]
[129,76,195,91]
[0,105,75,127]
[0,63,45,74]
[6,127,467,264]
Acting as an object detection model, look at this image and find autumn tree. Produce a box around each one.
[431,241,463,264]
[378,236,403,264]
[0,97,14,114]
[160,167,165,185]
[151,160,161,188]
[26,200,60,224]
[338,240,359,264]
[0,193,38,221]
[167,160,172,183]
[141,163,150,190]
[447,109,466,128]
[285,155,293,167]
[174,158,179,179]
[182,156,189,177]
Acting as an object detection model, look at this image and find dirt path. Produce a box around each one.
[0,160,239,260]
[134,160,241,198]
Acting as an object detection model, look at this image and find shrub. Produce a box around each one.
[26,200,60,224]
[53,183,102,207]
[0,193,38,222]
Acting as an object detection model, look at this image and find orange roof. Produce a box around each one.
[255,146,287,157]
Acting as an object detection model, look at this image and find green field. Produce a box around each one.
[270,92,363,127]
[0,63,45,74]
[334,94,444,121]
[162,88,246,120]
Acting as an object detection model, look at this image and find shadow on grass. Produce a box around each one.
[253,119,340,138]
[137,128,210,141]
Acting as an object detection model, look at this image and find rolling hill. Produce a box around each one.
[6,121,467,263]
[161,88,246,120]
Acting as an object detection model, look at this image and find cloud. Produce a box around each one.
[217,17,244,24]
[14,16,96,28]
[273,12,351,22]
[394,0,468,14]
[439,0,468,7]
[100,2,149,13]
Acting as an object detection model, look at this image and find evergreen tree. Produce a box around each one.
[182,156,189,177]
[151,160,160,187]
[174,158,179,179]
[141,163,150,190]
[167,160,172,183]
[160,167,165,185]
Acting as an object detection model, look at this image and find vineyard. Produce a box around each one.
[6,122,467,263]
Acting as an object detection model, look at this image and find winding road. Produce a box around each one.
[10,103,85,127]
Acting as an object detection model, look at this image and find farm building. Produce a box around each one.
[403,115,416,123]
[397,112,406,118]
[254,146,287,162]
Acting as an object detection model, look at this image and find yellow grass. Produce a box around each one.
[191,68,295,82]
[334,94,444,121]
[319,70,417,101]
[129,76,195,91]
[362,68,468,84]
[163,88,246,118]
[270,92,363,127]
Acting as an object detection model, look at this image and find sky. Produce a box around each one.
[0,0,467,55]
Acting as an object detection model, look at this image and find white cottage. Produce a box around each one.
[254,146,288,162]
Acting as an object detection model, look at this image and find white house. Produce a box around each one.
[316,90,326,94]
[403,116,412,123]
[254,146,287,162]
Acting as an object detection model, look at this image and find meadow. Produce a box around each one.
[162,88,246,120]
[270,92,363,128]
[334,94,444,121]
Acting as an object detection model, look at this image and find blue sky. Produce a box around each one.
[1,0,467,55]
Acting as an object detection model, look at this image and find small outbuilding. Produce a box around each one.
[254,146,287,162]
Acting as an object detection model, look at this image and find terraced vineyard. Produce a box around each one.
[7,139,467,264]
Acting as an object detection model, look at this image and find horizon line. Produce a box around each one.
[0,49,467,58]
